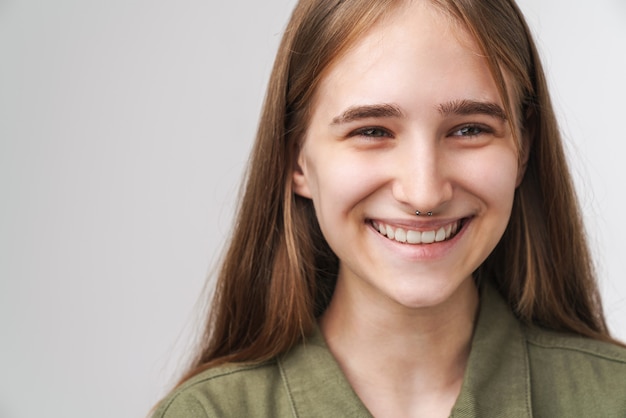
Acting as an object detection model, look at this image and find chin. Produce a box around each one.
[388,275,475,310]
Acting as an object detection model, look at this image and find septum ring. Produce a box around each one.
[415,210,433,216]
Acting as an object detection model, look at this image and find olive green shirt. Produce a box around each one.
[153,284,626,417]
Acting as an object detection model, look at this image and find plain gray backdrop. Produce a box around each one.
[1,1,625,417]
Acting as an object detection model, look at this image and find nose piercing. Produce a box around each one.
[415,210,433,216]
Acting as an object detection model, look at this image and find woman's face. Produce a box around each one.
[293,2,522,310]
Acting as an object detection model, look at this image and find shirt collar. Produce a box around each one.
[450,281,533,417]
[279,282,532,418]
[278,327,373,417]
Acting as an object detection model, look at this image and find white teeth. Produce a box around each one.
[394,228,407,243]
[407,230,421,244]
[421,230,435,244]
[374,220,461,245]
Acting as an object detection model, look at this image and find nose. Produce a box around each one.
[391,139,453,214]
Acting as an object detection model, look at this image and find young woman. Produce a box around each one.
[153,0,626,416]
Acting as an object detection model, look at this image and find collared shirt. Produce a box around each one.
[153,284,626,417]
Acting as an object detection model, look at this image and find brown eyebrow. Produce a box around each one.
[331,103,404,125]
[437,99,507,121]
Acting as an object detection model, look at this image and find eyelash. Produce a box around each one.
[450,123,493,138]
[349,123,493,140]
[350,126,393,139]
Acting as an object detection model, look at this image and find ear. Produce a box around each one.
[516,128,532,187]
[292,149,312,199]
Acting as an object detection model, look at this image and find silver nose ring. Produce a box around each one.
[415,210,433,216]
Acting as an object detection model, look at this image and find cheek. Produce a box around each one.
[304,152,384,217]
[456,148,519,210]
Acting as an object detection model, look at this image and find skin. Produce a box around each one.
[293,1,524,417]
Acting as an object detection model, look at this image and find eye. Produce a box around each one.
[450,124,492,138]
[350,126,393,139]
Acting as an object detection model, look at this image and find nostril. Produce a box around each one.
[390,172,454,213]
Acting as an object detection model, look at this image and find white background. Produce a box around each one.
[1,1,624,417]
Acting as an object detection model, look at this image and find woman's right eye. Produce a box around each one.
[351,127,393,138]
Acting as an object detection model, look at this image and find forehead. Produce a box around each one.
[310,1,508,121]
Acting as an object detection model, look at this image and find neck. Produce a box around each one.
[319,277,479,417]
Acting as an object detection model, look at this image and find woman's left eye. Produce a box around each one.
[450,124,490,137]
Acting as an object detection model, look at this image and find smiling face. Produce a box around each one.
[292,1,523,311]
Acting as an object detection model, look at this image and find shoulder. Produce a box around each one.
[525,325,626,364]
[152,360,293,418]
[523,325,626,416]
[151,328,357,418]
[525,325,626,373]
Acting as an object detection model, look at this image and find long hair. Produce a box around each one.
[178,0,620,386]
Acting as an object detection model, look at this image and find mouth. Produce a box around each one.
[370,218,467,245]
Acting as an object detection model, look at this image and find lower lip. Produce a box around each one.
[369,218,471,261]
